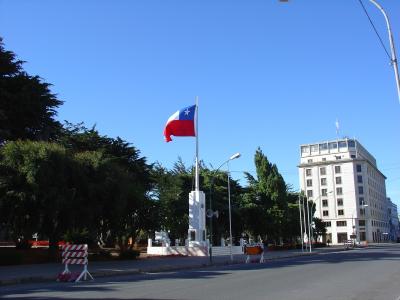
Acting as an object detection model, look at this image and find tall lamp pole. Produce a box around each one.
[227,153,241,262]
[368,0,400,104]
[279,0,400,103]
[208,152,241,264]
[298,193,304,252]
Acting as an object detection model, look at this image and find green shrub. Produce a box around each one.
[62,228,93,245]
[15,239,32,249]
[119,249,140,260]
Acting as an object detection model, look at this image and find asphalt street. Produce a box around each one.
[1,244,400,300]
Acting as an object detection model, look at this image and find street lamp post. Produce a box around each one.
[208,152,241,264]
[303,191,333,253]
[306,196,311,252]
[368,0,400,104]
[227,153,241,262]
[279,0,400,103]
[298,193,304,252]
[302,194,307,251]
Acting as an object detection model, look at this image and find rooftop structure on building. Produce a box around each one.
[298,138,389,245]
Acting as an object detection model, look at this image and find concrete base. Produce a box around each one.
[147,246,208,256]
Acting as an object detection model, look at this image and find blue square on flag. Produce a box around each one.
[178,105,196,120]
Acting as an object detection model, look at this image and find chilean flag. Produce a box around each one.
[164,105,197,142]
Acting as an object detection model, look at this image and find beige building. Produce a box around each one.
[298,138,389,244]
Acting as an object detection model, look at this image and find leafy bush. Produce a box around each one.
[118,249,140,260]
[15,239,32,249]
[62,228,93,245]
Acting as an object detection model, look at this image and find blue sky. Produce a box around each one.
[1,0,399,204]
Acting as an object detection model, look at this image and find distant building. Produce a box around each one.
[387,198,399,242]
[298,138,389,244]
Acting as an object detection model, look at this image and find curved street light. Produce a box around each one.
[208,152,241,263]
[368,0,400,104]
[279,0,399,103]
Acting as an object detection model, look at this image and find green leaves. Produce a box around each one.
[0,40,63,142]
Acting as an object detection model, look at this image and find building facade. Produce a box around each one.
[298,138,389,244]
[387,198,399,242]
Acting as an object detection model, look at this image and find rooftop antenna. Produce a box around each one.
[335,119,340,139]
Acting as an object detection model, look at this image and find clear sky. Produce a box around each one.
[1,0,399,204]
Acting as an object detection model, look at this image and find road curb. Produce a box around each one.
[0,249,344,286]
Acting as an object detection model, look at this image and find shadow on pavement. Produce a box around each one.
[1,246,399,299]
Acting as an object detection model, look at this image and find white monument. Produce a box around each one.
[188,190,206,246]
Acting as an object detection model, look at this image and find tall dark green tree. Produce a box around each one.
[0,141,75,253]
[59,123,156,249]
[151,159,192,243]
[240,148,296,244]
[0,37,62,142]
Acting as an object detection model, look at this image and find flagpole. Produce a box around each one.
[195,96,199,192]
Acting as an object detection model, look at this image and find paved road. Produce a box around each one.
[1,245,400,300]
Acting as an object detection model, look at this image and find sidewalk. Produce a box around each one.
[0,246,345,286]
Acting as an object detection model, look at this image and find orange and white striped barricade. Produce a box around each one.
[244,244,264,263]
[59,244,93,282]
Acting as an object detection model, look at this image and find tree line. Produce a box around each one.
[0,38,325,252]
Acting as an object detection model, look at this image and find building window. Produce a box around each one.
[338,141,347,148]
[351,155,356,158]
[329,142,338,150]
[307,159,313,163]
[359,232,366,241]
[335,166,341,174]
[321,178,327,186]
[322,158,327,161]
[323,210,329,217]
[320,167,326,175]
[335,156,342,160]
[359,220,366,226]
[338,209,344,216]
[360,209,365,216]
[336,187,343,195]
[357,175,363,183]
[337,221,347,227]
[311,145,318,152]
[307,179,312,187]
[301,146,309,154]
[307,190,313,198]
[336,177,342,184]
[322,200,328,207]
[324,221,331,227]
[359,197,365,205]
[358,186,364,195]
[319,143,328,151]
[356,164,362,172]
[321,189,328,196]
[337,199,343,206]
[348,140,355,148]
[306,169,312,176]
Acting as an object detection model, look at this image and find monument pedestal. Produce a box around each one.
[188,190,207,252]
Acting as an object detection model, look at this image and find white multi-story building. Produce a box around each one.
[298,138,389,244]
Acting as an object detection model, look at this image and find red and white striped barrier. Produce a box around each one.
[62,244,88,251]
[58,244,93,282]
